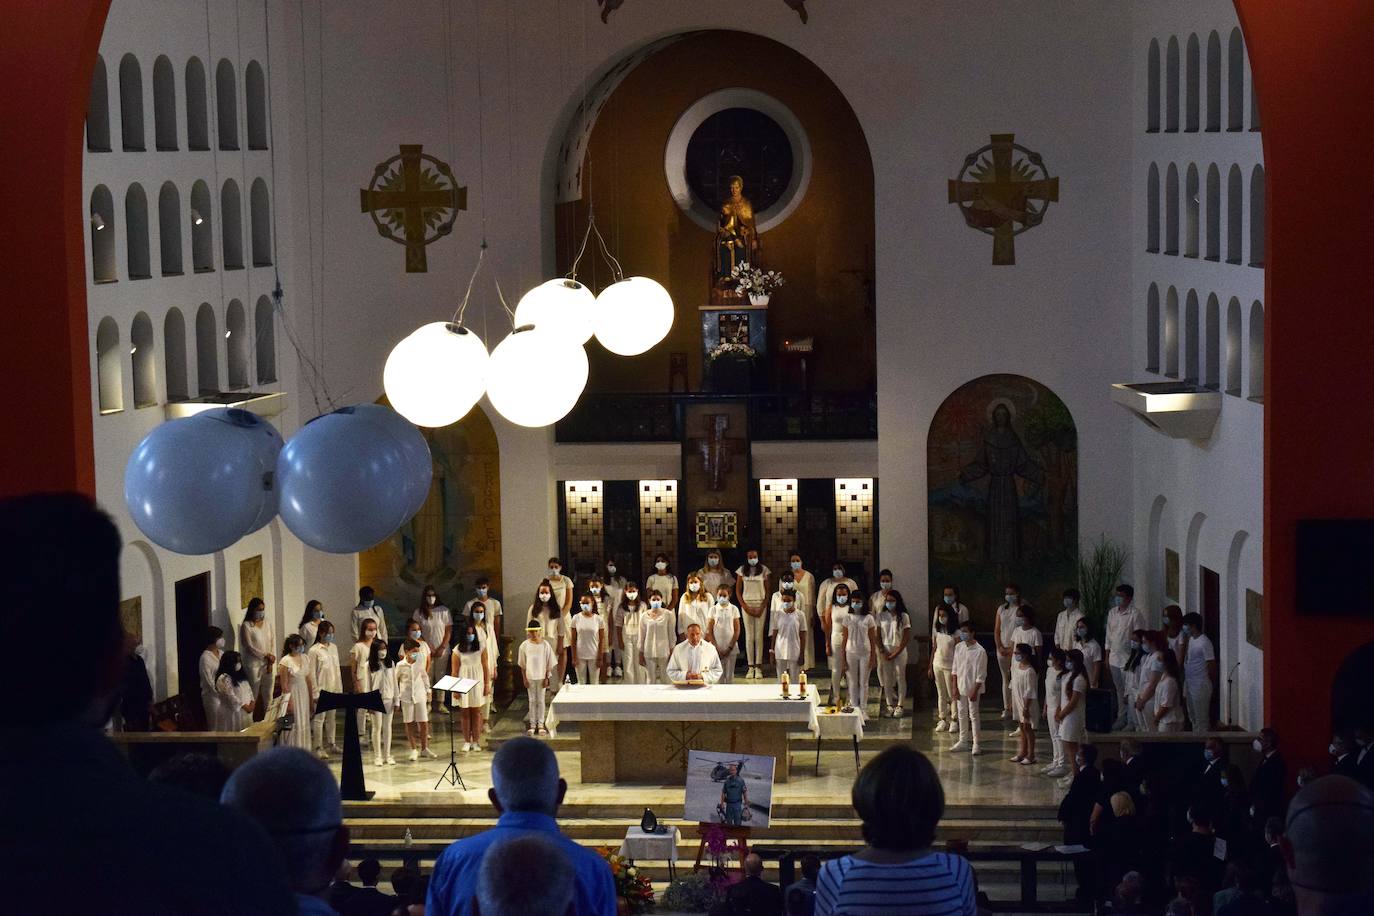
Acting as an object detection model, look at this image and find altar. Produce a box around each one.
[547,683,819,784]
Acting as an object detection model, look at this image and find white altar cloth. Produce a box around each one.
[546,683,820,737]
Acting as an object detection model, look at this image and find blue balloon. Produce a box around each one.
[276,405,431,554]
[350,403,433,518]
[124,408,282,555]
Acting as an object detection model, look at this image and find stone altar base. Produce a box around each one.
[580,720,792,784]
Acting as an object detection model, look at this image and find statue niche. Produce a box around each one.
[711,174,760,304]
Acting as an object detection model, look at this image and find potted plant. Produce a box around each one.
[730,262,784,306]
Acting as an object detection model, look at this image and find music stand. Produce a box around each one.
[432,675,477,791]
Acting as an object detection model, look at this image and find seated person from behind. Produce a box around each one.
[727,853,782,916]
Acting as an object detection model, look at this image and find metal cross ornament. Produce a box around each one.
[360,144,467,273]
[948,133,1059,265]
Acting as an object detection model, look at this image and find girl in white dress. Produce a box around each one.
[1042,647,1068,776]
[1055,648,1090,770]
[199,627,224,729]
[929,606,960,733]
[470,599,498,728]
[397,638,431,761]
[645,553,679,610]
[1133,632,1168,732]
[601,559,628,617]
[1122,628,1148,732]
[707,586,741,684]
[298,599,325,648]
[239,599,275,722]
[212,651,254,731]
[586,577,614,679]
[840,601,879,720]
[618,584,645,685]
[571,595,606,686]
[351,617,381,748]
[276,635,315,751]
[452,623,490,752]
[825,583,855,699]
[638,592,673,685]
[677,573,711,643]
[1010,642,1040,765]
[412,585,453,713]
[1152,648,1186,732]
[307,620,342,757]
[1007,607,1044,738]
[368,639,399,765]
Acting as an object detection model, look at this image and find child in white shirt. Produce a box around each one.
[769,594,805,683]
[1010,642,1040,766]
[518,620,558,735]
[397,638,432,760]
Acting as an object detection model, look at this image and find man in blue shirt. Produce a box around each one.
[427,737,616,915]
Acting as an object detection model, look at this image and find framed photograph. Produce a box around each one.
[1245,589,1263,649]
[718,312,749,345]
[683,750,775,828]
[119,596,142,642]
[695,510,739,549]
[1164,548,1180,601]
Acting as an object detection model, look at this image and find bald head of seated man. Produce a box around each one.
[1280,774,1374,915]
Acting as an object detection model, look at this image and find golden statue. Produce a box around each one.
[712,175,760,303]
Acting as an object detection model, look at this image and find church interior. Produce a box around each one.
[7,0,1374,913]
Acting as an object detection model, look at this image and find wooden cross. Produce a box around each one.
[691,414,746,492]
[948,133,1058,265]
[316,688,386,800]
[359,144,467,273]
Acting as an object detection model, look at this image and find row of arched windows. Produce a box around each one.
[94,298,277,414]
[1146,162,1263,267]
[1145,283,1263,401]
[87,53,267,153]
[1146,29,1259,134]
[88,178,271,284]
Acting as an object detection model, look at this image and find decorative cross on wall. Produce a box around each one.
[359,144,467,273]
[947,133,1059,265]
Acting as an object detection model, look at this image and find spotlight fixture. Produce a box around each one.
[192,209,205,226]
[91,213,106,231]
[225,329,232,339]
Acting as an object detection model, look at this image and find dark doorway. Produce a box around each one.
[174,572,211,727]
[603,480,642,584]
[1200,565,1221,725]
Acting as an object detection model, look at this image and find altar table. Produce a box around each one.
[547,683,819,783]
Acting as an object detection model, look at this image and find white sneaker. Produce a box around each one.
[892,707,904,718]
[971,744,982,756]
[950,740,968,751]
[1008,729,1022,738]
[526,726,536,736]
[373,757,383,767]
[423,746,437,758]
[387,756,397,766]
[409,748,419,762]
[461,742,471,752]
[934,720,949,733]
[615,666,623,677]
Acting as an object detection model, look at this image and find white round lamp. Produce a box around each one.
[513,278,596,344]
[382,322,488,427]
[594,276,674,356]
[485,325,589,427]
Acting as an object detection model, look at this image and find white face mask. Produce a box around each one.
[1252,738,1264,753]
[655,561,667,571]
[688,582,701,593]
[590,586,601,595]
[409,630,422,641]
[549,567,560,577]
[716,595,729,605]
[650,599,662,609]
[606,565,616,575]
[835,594,849,606]
[782,602,794,611]
[538,592,551,602]
[747,557,758,566]
[425,595,436,605]
[885,600,896,611]
[477,587,488,596]
[215,638,226,650]
[707,557,720,566]
[832,569,843,579]
[626,592,639,602]
[880,580,892,590]
[790,561,801,570]
[580,603,593,613]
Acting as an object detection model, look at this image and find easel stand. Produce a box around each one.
[692,824,752,874]
[432,675,474,791]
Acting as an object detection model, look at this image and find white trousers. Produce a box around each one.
[1157,719,1185,733]
[1047,710,1064,765]
[744,613,768,667]
[311,709,336,751]
[575,657,600,685]
[933,665,956,722]
[527,683,547,729]
[718,647,739,683]
[1185,678,1213,732]
[803,614,816,670]
[877,651,907,711]
[371,709,394,762]
[956,693,982,745]
[844,652,871,716]
[996,653,1014,713]
[776,658,800,683]
[1109,665,1131,729]
[643,657,669,685]
[622,633,642,684]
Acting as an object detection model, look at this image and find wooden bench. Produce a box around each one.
[110,718,279,776]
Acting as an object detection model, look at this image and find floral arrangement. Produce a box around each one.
[598,847,655,913]
[730,261,785,297]
[708,342,757,362]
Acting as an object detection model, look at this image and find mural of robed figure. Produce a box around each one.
[959,402,1045,570]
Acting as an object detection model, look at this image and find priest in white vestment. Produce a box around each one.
[667,623,723,685]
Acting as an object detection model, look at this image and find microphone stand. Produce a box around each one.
[1225,662,1240,726]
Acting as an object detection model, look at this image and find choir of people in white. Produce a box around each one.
[202,557,1216,776]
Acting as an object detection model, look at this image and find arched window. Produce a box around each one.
[195,302,218,395]
[96,317,123,414]
[216,58,238,150]
[1184,164,1199,257]
[1226,165,1243,264]
[164,307,188,402]
[1250,165,1265,267]
[185,57,208,150]
[1227,29,1244,131]
[130,312,156,408]
[255,295,276,384]
[1205,32,1222,132]
[1146,283,1160,373]
[90,185,116,283]
[118,54,144,152]
[152,55,177,150]
[221,179,244,269]
[1147,40,1160,132]
[1164,286,1180,377]
[1165,164,1179,255]
[226,299,248,389]
[87,55,110,151]
[1185,34,1200,132]
[190,180,213,272]
[1248,301,1264,400]
[250,178,272,266]
[1226,297,1243,396]
[246,61,268,150]
[1165,37,1180,132]
[1184,289,1200,382]
[1205,164,1221,261]
[158,182,182,275]
[1146,163,1160,252]
[124,184,150,280]
[1204,293,1221,390]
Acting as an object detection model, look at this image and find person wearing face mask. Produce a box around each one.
[638,591,673,684]
[351,618,381,747]
[840,595,879,720]
[929,605,960,733]
[1055,649,1089,770]
[1133,631,1168,732]
[617,584,645,685]
[600,560,627,615]
[277,634,316,751]
[875,589,912,718]
[307,621,341,757]
[463,577,502,643]
[735,549,771,679]
[468,600,499,724]
[545,557,573,617]
[529,580,566,689]
[770,572,810,674]
[697,550,734,598]
[594,573,624,677]
[993,584,1029,721]
[412,585,453,713]
[769,591,805,683]
[949,622,987,754]
[707,586,742,684]
[1074,621,1103,689]
[518,619,558,736]
[817,562,857,673]
[1159,604,1185,665]
[1176,612,1216,732]
[571,594,607,686]
[351,586,388,644]
[786,554,817,671]
[1042,647,1069,776]
[397,637,431,761]
[867,569,895,615]
[212,650,255,731]
[1150,647,1185,733]
[1121,629,1148,732]
[824,583,856,696]
[298,599,326,647]
[1249,728,1287,826]
[1009,604,1044,675]
[646,553,679,609]
[1010,642,1040,766]
[678,573,712,644]
[585,578,614,679]
[1054,589,1085,652]
[199,626,226,729]
[369,638,399,765]
[239,597,276,723]
[1103,584,1145,731]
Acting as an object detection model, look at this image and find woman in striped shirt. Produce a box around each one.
[816,746,976,915]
